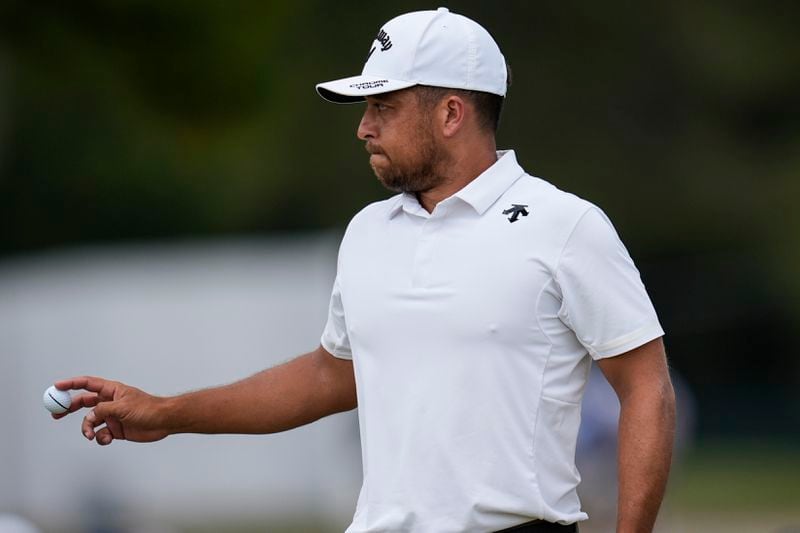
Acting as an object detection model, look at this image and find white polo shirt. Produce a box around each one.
[321,150,663,532]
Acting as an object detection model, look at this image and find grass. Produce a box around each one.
[59,439,800,533]
[669,438,800,513]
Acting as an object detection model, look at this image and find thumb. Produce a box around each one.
[82,400,124,441]
[93,399,124,421]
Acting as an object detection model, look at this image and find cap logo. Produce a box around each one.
[366,28,393,61]
[349,79,390,91]
[375,29,393,51]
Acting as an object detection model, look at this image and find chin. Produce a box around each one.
[375,174,404,193]
[371,164,392,183]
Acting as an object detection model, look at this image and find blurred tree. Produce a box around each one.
[0,0,798,438]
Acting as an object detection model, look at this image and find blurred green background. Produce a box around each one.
[1,0,798,530]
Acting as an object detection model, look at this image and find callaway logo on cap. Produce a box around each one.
[316,7,507,103]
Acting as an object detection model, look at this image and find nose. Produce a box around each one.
[357,107,375,141]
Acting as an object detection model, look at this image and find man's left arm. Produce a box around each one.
[596,337,676,533]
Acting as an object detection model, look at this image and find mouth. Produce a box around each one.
[365,143,385,156]
[367,146,388,166]
[369,154,388,172]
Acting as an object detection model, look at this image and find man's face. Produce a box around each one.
[357,89,447,193]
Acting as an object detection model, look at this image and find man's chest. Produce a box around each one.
[338,210,562,345]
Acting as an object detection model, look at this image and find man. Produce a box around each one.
[54,8,676,533]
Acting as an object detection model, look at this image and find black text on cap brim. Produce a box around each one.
[315,75,417,104]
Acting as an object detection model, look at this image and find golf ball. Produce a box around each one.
[43,385,72,415]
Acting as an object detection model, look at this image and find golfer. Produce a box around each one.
[54,8,676,533]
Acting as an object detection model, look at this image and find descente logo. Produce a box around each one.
[366,28,393,61]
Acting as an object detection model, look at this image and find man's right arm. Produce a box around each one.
[54,345,357,446]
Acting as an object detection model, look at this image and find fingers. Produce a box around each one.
[52,377,124,425]
[51,393,99,420]
[54,376,119,399]
[53,377,134,446]
[82,402,123,445]
[95,427,114,446]
[53,377,120,426]
[82,408,101,441]
[105,417,126,441]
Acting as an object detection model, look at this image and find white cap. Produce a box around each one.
[316,8,507,103]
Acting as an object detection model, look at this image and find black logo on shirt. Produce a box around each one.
[502,204,529,223]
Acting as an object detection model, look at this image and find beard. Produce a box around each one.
[366,126,447,194]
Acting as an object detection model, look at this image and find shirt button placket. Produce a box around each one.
[411,204,447,288]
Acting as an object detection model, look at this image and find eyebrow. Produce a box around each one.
[369,90,405,105]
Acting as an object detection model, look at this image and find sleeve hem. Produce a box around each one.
[321,338,353,360]
[588,322,665,360]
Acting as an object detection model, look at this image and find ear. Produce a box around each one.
[440,95,467,138]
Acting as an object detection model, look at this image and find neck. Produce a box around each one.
[416,141,498,213]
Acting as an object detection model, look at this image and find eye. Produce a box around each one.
[373,102,388,112]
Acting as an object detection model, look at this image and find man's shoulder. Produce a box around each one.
[339,194,403,241]
[349,194,402,224]
[508,174,596,223]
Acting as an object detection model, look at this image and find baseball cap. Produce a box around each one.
[316,7,507,104]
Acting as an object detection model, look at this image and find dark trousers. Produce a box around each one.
[494,519,579,532]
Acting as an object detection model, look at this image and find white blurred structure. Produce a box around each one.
[0,514,41,533]
[0,234,361,531]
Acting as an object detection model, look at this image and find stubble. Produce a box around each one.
[367,122,447,194]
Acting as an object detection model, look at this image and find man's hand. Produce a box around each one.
[53,377,170,446]
[52,346,357,445]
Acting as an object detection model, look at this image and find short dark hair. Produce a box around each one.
[415,63,512,133]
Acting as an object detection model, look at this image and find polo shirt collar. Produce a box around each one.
[387,150,525,219]
[455,150,525,215]
[387,191,430,219]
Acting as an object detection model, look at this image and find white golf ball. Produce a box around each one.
[43,385,72,415]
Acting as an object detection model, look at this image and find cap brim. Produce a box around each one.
[316,75,417,104]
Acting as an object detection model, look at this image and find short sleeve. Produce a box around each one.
[320,275,353,360]
[555,207,664,359]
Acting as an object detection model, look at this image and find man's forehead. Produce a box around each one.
[366,87,418,104]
